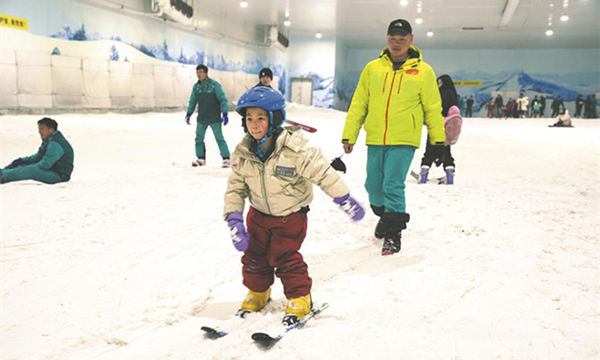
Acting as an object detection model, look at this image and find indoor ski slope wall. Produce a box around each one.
[0,28,279,113]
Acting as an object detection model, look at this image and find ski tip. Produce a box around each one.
[201,326,227,339]
[315,303,329,311]
[252,332,278,349]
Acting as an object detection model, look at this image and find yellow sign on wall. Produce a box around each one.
[453,80,482,87]
[0,14,28,31]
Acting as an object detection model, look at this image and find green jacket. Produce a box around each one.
[343,45,445,147]
[224,127,350,218]
[186,78,228,124]
[21,130,74,181]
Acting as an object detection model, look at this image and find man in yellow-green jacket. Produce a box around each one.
[341,19,445,256]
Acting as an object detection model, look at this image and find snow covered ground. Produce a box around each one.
[1,105,599,359]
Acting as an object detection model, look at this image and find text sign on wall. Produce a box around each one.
[453,80,482,87]
[0,14,28,31]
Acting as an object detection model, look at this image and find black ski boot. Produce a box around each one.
[371,205,385,240]
[379,212,410,255]
[374,219,385,239]
[382,232,401,255]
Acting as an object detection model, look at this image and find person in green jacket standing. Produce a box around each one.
[185,64,231,168]
[1,117,74,184]
[341,19,445,255]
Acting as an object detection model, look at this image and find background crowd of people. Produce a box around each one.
[461,93,597,119]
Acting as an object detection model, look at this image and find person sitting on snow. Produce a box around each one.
[1,117,74,185]
[223,86,365,326]
[550,109,573,127]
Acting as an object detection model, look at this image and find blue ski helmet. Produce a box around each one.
[236,87,286,134]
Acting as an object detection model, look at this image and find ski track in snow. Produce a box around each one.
[1,106,599,359]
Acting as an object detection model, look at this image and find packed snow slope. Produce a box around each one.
[1,104,599,359]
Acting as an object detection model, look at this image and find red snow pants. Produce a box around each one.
[242,207,312,299]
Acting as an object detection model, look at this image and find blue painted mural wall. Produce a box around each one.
[335,46,600,115]
[0,0,289,95]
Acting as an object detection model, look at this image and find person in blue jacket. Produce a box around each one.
[185,64,231,168]
[1,117,74,184]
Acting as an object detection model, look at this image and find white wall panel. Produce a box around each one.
[18,94,52,108]
[109,61,133,107]
[175,65,194,104]
[82,58,110,107]
[0,64,17,96]
[219,71,235,106]
[0,94,18,107]
[16,51,50,66]
[132,63,154,107]
[154,64,177,107]
[0,49,16,65]
[16,51,52,107]
[232,71,249,104]
[17,65,51,96]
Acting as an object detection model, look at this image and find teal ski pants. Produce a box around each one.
[1,165,63,184]
[195,122,230,159]
[365,145,416,213]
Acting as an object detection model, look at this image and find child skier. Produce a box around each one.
[419,74,461,184]
[223,87,365,325]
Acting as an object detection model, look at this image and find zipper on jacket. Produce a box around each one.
[382,73,389,93]
[397,73,404,94]
[260,164,272,214]
[383,72,397,145]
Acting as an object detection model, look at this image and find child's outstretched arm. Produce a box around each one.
[297,146,365,222]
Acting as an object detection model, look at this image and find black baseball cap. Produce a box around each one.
[259,67,273,79]
[387,19,412,36]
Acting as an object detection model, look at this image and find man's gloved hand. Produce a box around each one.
[6,158,24,169]
[333,193,365,221]
[222,112,229,126]
[430,144,446,167]
[185,112,192,125]
[226,212,249,251]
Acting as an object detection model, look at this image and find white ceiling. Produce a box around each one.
[188,0,599,49]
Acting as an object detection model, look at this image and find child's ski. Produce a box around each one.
[200,309,254,340]
[200,326,228,339]
[410,170,446,185]
[285,119,317,133]
[251,303,329,349]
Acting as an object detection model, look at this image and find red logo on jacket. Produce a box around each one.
[406,69,419,75]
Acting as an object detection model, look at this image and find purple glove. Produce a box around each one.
[6,158,24,169]
[185,112,192,125]
[333,194,365,222]
[222,112,229,126]
[226,211,249,251]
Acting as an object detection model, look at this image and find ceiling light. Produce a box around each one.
[417,7,422,13]
[400,0,409,6]
[315,31,323,39]
[549,3,554,7]
[560,14,569,21]
[284,19,291,27]
[426,30,434,37]
[415,17,423,24]
[240,1,248,8]
[545,29,554,36]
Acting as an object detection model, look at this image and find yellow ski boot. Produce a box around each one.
[282,294,312,326]
[236,288,271,317]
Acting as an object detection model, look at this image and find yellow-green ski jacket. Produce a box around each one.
[342,46,445,147]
